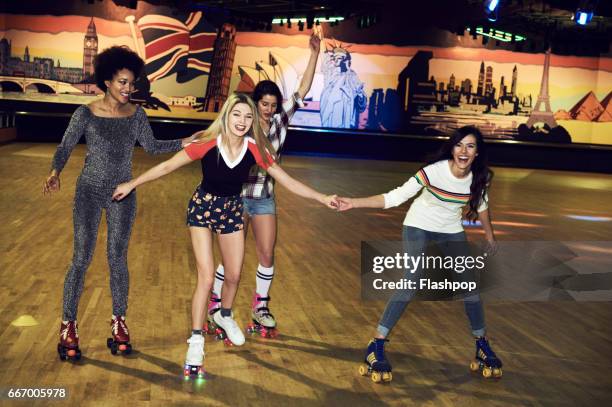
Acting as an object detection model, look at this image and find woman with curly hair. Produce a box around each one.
[44,46,195,360]
[337,126,503,383]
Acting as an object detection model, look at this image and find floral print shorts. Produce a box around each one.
[186,186,244,234]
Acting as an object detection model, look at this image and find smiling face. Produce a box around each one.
[451,134,478,171]
[257,94,278,122]
[227,102,254,137]
[104,68,135,105]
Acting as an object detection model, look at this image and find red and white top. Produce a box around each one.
[185,136,274,197]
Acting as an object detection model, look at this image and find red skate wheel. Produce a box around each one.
[119,344,127,351]
[67,349,76,357]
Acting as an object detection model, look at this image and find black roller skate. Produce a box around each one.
[246,293,278,338]
[107,315,132,355]
[183,334,206,380]
[359,338,393,383]
[57,320,81,361]
[469,336,503,378]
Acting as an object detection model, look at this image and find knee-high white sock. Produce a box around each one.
[213,264,224,297]
[255,264,274,299]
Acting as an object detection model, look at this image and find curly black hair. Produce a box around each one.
[94,46,144,92]
[252,80,284,115]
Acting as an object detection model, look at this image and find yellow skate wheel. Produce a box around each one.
[358,365,368,376]
[492,368,503,378]
[469,360,480,372]
[482,366,492,378]
[371,372,382,383]
[382,372,393,382]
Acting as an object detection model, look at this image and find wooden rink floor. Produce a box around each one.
[1,142,612,406]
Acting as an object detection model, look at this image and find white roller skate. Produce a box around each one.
[213,311,245,346]
[183,334,205,379]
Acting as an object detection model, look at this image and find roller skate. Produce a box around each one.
[246,293,278,338]
[213,310,245,346]
[204,293,222,336]
[358,338,392,383]
[469,336,503,378]
[106,315,132,355]
[183,334,206,379]
[57,320,81,361]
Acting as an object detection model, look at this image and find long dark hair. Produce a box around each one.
[428,126,493,221]
[252,80,284,115]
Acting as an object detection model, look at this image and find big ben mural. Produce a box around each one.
[82,17,98,81]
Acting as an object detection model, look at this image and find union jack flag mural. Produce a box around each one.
[136,11,216,83]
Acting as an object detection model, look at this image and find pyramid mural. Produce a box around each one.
[568,91,604,121]
[596,91,612,122]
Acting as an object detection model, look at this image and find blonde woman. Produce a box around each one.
[112,93,337,377]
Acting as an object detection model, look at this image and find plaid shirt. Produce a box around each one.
[242,92,303,199]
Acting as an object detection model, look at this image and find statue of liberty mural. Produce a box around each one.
[320,41,367,129]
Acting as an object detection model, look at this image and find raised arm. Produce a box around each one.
[266,163,336,209]
[296,32,321,99]
[112,149,193,200]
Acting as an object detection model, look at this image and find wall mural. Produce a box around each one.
[0,2,610,145]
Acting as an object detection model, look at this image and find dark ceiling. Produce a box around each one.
[2,0,610,55]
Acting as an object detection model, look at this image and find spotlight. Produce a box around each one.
[573,0,598,26]
[484,0,500,22]
[575,10,593,25]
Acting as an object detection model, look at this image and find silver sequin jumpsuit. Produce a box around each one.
[51,105,182,320]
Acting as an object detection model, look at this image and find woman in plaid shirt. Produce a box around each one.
[210,32,322,337]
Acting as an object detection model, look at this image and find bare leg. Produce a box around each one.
[189,227,215,330]
[217,230,245,309]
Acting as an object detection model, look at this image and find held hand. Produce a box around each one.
[336,197,354,212]
[310,31,321,53]
[112,182,134,201]
[320,194,338,210]
[43,174,60,195]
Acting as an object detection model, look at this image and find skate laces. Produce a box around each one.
[219,314,240,332]
[187,335,204,346]
[374,339,388,361]
[112,316,128,336]
[478,337,496,359]
[61,321,78,340]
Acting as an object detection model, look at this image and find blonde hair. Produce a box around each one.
[195,93,276,165]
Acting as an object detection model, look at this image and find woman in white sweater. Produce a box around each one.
[338,125,502,383]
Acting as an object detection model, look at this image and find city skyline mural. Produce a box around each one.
[0,3,610,146]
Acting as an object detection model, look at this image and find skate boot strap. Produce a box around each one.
[255,296,271,302]
[255,306,274,317]
[210,296,222,303]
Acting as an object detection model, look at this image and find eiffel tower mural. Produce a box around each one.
[526,48,558,129]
